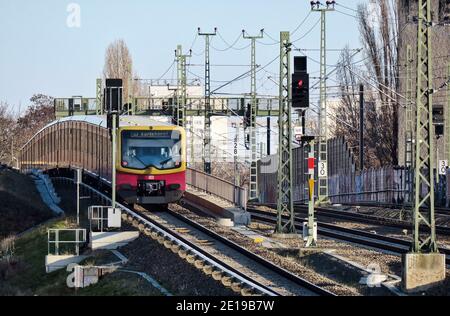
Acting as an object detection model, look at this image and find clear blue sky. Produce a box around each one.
[0,0,365,112]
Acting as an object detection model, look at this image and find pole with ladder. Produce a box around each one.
[243,29,264,202]
[446,62,450,166]
[311,2,334,205]
[176,45,192,128]
[198,28,217,175]
[275,31,296,235]
[403,45,414,213]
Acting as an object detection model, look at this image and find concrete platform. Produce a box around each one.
[90,231,139,250]
[45,255,89,273]
[402,252,446,293]
[231,226,287,249]
[183,188,251,226]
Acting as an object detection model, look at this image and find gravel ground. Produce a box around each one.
[174,203,450,296]
[135,205,318,296]
[259,205,450,248]
[120,234,237,296]
[337,205,450,228]
[54,182,235,297]
[171,204,364,296]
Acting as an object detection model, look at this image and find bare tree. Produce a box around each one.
[14,94,55,151]
[334,46,389,169]
[357,0,399,166]
[0,102,15,164]
[103,39,140,103]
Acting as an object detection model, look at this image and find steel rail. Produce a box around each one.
[166,207,335,296]
[247,208,450,265]
[52,176,279,297]
[251,202,450,236]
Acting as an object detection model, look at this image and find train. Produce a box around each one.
[19,115,187,207]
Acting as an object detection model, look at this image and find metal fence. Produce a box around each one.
[186,168,247,209]
[258,137,450,207]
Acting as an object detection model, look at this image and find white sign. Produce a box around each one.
[438,160,448,175]
[294,127,303,141]
[318,161,328,178]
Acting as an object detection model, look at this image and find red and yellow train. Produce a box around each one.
[20,115,187,206]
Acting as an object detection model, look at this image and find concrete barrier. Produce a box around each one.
[45,255,89,273]
[90,231,140,250]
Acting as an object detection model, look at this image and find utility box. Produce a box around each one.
[302,222,317,242]
[108,208,122,228]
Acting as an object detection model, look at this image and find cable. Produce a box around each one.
[335,2,359,13]
[157,60,176,81]
[211,32,251,51]
[292,17,321,43]
[291,11,313,36]
[335,8,359,19]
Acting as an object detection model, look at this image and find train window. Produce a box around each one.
[121,130,182,170]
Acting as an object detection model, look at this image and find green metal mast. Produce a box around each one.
[198,28,217,174]
[175,45,191,128]
[243,29,264,202]
[275,31,296,235]
[96,79,103,115]
[312,2,334,204]
[446,62,450,161]
[404,45,414,208]
[412,0,437,253]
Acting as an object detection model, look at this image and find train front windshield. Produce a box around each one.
[121,130,182,170]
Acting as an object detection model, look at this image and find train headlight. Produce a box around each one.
[168,184,181,191]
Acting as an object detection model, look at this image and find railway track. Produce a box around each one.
[250,203,450,236]
[52,176,333,296]
[247,208,450,266]
[338,201,450,217]
[163,207,335,296]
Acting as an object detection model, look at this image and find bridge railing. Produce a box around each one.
[186,168,247,210]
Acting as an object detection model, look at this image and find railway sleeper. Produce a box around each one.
[231,282,243,294]
[202,265,213,275]
[171,244,181,254]
[221,275,233,288]
[194,259,205,270]
[186,254,197,264]
[212,270,223,281]
[164,240,173,249]
[178,249,188,259]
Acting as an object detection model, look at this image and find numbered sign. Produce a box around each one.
[294,126,303,141]
[318,161,328,178]
[438,160,448,175]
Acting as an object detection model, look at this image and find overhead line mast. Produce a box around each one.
[198,27,217,175]
[243,29,264,202]
[175,45,192,128]
[311,0,335,204]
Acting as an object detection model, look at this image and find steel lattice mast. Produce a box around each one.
[412,0,437,253]
[312,2,334,204]
[275,31,296,234]
[446,62,450,161]
[403,45,414,210]
[243,29,264,202]
[198,28,217,175]
[176,45,191,128]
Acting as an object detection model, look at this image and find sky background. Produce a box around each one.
[0,0,365,114]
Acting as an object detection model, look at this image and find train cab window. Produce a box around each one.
[121,130,182,170]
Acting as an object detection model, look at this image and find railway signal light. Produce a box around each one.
[292,73,310,108]
[292,56,309,109]
[104,79,123,113]
[244,103,251,129]
[433,104,444,136]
